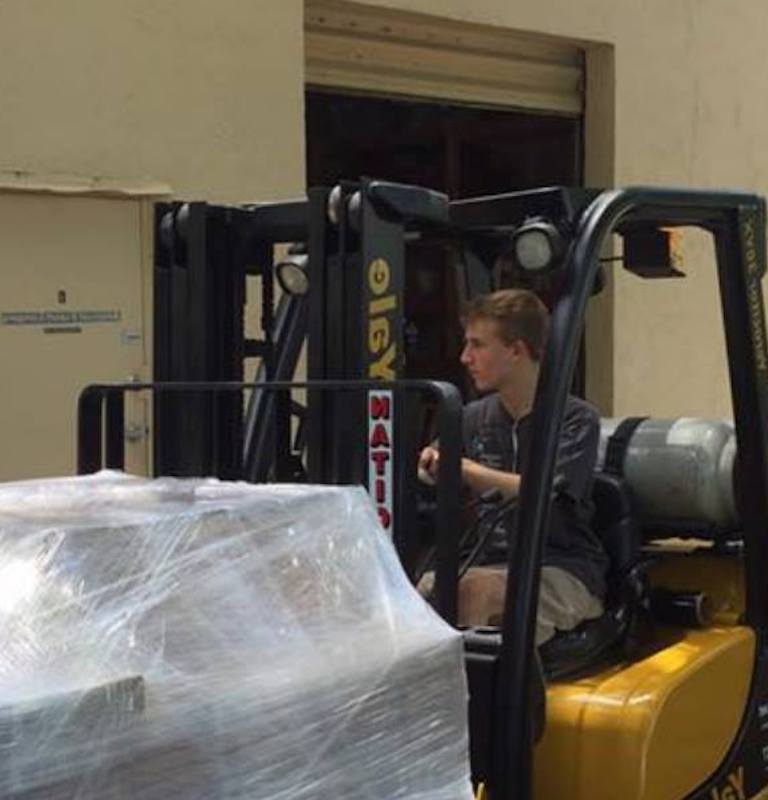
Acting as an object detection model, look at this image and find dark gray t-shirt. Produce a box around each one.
[463,393,608,599]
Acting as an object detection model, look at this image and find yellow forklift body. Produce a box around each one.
[534,627,754,800]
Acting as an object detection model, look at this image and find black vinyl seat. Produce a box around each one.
[464,472,643,777]
[540,471,644,681]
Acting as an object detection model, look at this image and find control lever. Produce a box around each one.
[416,489,504,590]
[458,473,569,580]
[459,495,518,579]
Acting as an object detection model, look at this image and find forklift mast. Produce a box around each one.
[153,180,486,551]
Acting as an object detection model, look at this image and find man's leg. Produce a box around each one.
[457,566,507,627]
[422,564,603,640]
[417,568,506,626]
[535,566,603,645]
[454,565,603,641]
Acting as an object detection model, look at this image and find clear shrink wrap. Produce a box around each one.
[0,472,472,800]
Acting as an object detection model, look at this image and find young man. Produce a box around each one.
[418,289,607,644]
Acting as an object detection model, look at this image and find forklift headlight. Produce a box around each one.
[275,254,310,296]
[511,219,565,272]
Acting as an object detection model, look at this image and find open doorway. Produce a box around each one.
[306,91,581,197]
[305,89,583,391]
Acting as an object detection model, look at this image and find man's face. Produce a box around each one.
[460,318,521,392]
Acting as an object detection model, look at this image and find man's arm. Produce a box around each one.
[424,404,598,504]
[553,401,600,500]
[461,458,521,499]
[461,401,598,501]
[419,446,521,496]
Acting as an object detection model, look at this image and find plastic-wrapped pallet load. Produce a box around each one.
[0,471,472,800]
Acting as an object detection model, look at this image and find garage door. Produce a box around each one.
[305,0,584,116]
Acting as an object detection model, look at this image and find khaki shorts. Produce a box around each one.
[420,565,603,645]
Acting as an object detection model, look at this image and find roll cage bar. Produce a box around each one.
[497,187,768,799]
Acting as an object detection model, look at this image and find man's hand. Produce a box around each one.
[418,445,439,485]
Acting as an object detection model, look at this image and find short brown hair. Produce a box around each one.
[461,289,549,361]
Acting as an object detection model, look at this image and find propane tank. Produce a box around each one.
[597,418,737,531]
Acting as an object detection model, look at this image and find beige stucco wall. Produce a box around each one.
[1,0,765,480]
[0,0,306,203]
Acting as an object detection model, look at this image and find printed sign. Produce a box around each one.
[710,767,745,800]
[1,310,121,326]
[368,390,393,532]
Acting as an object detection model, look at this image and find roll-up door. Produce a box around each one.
[305,0,584,116]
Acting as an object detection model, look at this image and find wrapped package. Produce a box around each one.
[0,472,472,800]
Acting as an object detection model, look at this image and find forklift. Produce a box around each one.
[79,180,768,800]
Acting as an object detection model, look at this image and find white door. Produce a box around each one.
[0,190,152,480]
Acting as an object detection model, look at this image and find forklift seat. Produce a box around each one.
[465,472,644,784]
[540,472,643,680]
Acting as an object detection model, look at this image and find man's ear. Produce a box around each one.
[510,339,535,361]
[508,339,529,361]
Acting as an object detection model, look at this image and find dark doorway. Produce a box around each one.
[306,91,582,197]
[305,90,583,391]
